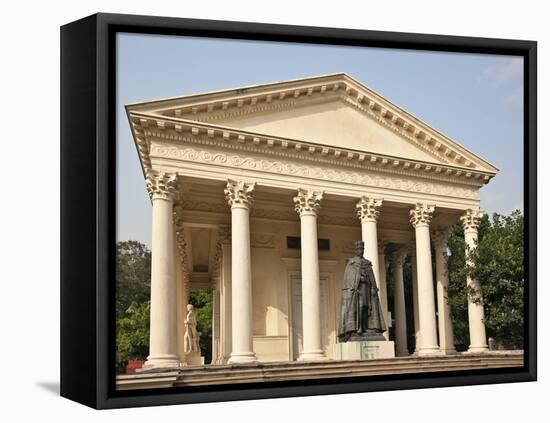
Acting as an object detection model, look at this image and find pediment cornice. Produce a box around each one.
[128,111,494,188]
[126,73,499,175]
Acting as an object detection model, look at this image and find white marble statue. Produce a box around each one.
[184,304,201,354]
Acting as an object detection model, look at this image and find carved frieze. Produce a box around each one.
[150,144,479,201]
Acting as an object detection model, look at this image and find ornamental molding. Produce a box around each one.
[293,188,324,216]
[211,224,230,284]
[356,197,383,222]
[138,122,492,188]
[409,203,436,228]
[172,204,189,270]
[146,170,179,201]
[460,208,484,232]
[128,73,497,175]
[224,179,255,209]
[151,143,479,200]
[251,233,276,249]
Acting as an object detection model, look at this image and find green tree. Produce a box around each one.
[116,302,150,367]
[115,241,151,370]
[447,210,524,349]
[116,240,151,321]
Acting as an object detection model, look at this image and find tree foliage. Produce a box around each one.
[116,302,150,366]
[447,210,524,349]
[115,240,215,368]
[116,240,151,321]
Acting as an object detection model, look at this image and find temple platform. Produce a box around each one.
[116,351,523,390]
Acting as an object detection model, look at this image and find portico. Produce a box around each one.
[126,73,498,369]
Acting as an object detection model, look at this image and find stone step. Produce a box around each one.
[116,353,524,390]
[174,356,523,386]
[175,356,519,377]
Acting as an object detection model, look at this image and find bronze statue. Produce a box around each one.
[338,240,386,342]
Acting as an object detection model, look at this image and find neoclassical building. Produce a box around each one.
[125,73,498,369]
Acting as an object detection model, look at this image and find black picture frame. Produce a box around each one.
[60,12,537,409]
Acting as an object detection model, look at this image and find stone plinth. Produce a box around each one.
[185,352,205,366]
[332,340,395,360]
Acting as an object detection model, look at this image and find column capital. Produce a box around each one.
[460,208,484,232]
[146,170,179,201]
[224,179,255,209]
[217,224,231,245]
[293,188,323,217]
[432,227,450,253]
[356,197,383,222]
[409,203,435,228]
[392,249,408,267]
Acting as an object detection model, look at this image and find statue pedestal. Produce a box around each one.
[333,340,395,360]
[184,352,205,366]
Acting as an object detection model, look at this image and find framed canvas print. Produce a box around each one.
[60,13,537,409]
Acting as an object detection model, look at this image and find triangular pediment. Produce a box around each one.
[210,98,441,163]
[126,73,498,174]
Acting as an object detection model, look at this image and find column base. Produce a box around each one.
[467,345,489,354]
[298,350,328,361]
[395,349,410,357]
[141,354,181,371]
[228,352,258,364]
[417,346,443,357]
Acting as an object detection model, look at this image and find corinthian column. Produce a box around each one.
[224,180,257,363]
[294,188,326,361]
[409,203,440,356]
[432,228,456,354]
[461,209,489,353]
[378,239,389,340]
[356,197,383,284]
[218,225,232,364]
[410,248,420,353]
[143,171,181,369]
[392,250,408,356]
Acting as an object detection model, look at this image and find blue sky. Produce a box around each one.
[116,33,523,247]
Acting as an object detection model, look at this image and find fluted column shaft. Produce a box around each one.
[144,171,180,369]
[392,251,408,356]
[356,197,388,338]
[294,188,326,361]
[410,204,439,356]
[461,209,489,353]
[433,229,456,354]
[225,180,257,363]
